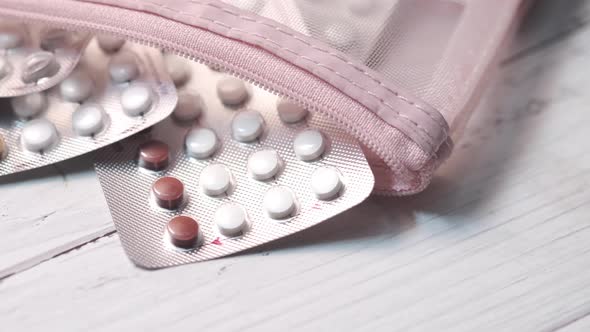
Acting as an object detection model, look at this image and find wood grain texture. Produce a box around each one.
[2,1,590,331]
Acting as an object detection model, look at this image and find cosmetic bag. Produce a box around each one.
[0,0,526,195]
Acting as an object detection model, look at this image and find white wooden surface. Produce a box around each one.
[2,1,590,331]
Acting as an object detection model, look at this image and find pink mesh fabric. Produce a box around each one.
[0,0,524,194]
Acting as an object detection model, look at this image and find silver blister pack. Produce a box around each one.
[94,57,374,269]
[0,38,177,176]
[0,21,90,97]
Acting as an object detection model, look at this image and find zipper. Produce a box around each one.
[0,0,445,195]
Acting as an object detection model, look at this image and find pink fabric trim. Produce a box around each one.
[86,0,450,155]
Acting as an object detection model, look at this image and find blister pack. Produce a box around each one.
[0,36,177,176]
[94,57,374,269]
[0,21,90,97]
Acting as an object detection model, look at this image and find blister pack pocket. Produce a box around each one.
[0,37,177,176]
[94,58,374,268]
[0,21,90,97]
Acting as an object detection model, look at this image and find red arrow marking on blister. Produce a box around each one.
[212,237,223,245]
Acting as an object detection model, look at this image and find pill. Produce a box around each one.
[166,215,200,249]
[120,83,154,116]
[264,186,296,219]
[0,57,12,79]
[248,149,280,180]
[11,92,47,119]
[199,164,232,196]
[232,110,264,142]
[348,0,376,15]
[293,129,326,161]
[0,134,6,158]
[21,118,59,152]
[138,140,170,171]
[96,35,126,53]
[109,52,140,83]
[72,103,107,136]
[215,203,248,237]
[152,176,184,210]
[173,92,202,122]
[0,26,23,50]
[217,77,248,105]
[324,23,357,51]
[311,167,343,200]
[277,99,308,123]
[165,55,191,86]
[60,71,94,103]
[185,128,218,159]
[21,51,60,84]
[40,28,73,51]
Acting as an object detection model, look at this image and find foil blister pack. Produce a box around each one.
[0,37,177,176]
[94,57,374,269]
[0,21,90,97]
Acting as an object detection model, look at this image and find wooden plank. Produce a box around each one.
[2,15,590,330]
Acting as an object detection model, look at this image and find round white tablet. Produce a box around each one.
[165,55,191,87]
[21,119,58,152]
[264,186,296,220]
[248,149,281,181]
[0,57,12,79]
[348,0,376,15]
[11,92,47,119]
[21,51,60,84]
[59,71,94,103]
[0,29,23,49]
[215,203,248,237]
[109,52,139,83]
[96,35,126,53]
[173,92,202,122]
[293,129,326,161]
[232,110,264,142]
[72,103,107,136]
[323,23,357,51]
[199,164,232,196]
[120,83,154,116]
[311,167,343,200]
[185,128,218,159]
[277,99,308,123]
[217,77,248,106]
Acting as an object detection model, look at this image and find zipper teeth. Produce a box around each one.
[7,13,316,114]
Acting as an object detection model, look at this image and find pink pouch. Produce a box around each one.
[0,0,526,195]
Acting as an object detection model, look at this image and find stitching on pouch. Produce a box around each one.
[138,0,448,145]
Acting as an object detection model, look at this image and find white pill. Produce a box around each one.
[348,0,376,15]
[277,99,308,123]
[232,110,264,142]
[185,128,218,159]
[96,35,126,53]
[120,83,154,116]
[248,149,280,180]
[217,77,248,105]
[164,55,191,86]
[264,186,296,220]
[21,119,58,152]
[173,92,202,122]
[21,51,60,84]
[11,92,47,119]
[60,71,94,103]
[293,129,326,161]
[72,103,107,136]
[199,164,232,196]
[0,57,12,79]
[215,203,248,237]
[109,52,139,83]
[324,23,357,51]
[0,29,23,49]
[311,167,343,200]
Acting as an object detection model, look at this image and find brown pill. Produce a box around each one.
[166,216,200,249]
[138,140,169,171]
[152,176,184,210]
